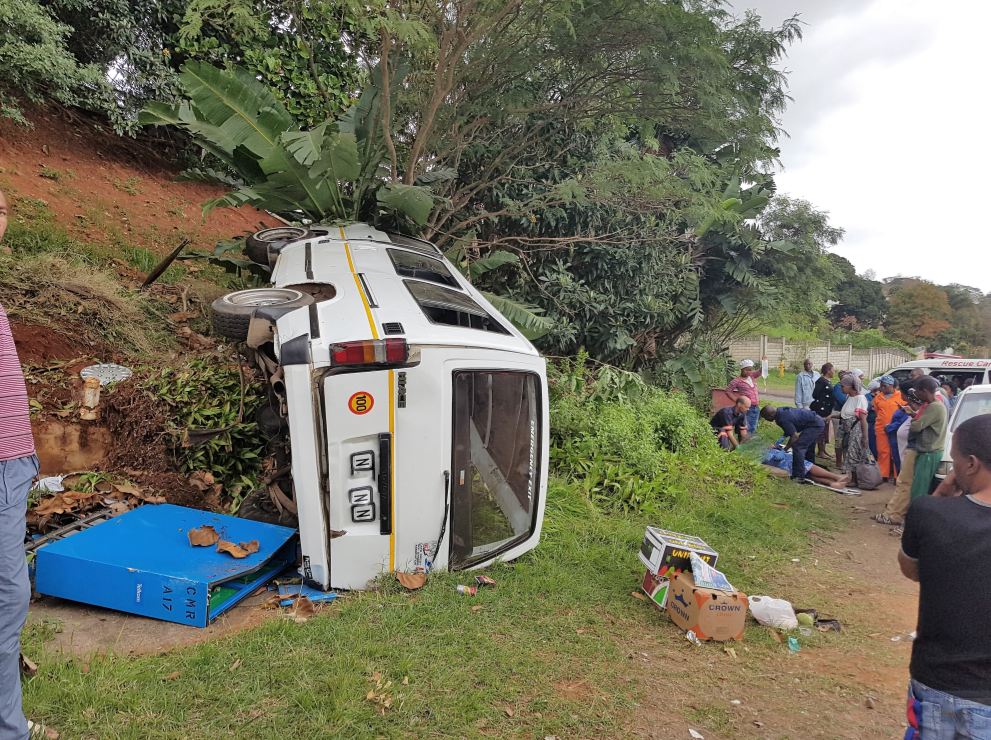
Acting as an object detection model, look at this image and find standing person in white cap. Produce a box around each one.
[728,359,760,435]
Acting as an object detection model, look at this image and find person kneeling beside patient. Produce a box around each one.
[710,396,751,450]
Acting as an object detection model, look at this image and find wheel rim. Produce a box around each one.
[256,227,307,243]
[223,289,303,307]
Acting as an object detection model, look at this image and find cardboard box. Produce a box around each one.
[638,527,718,578]
[641,570,671,609]
[666,570,748,641]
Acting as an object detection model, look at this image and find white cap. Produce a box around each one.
[740,359,755,368]
[853,368,865,378]
[868,379,881,391]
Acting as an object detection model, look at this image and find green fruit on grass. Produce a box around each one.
[797,613,814,627]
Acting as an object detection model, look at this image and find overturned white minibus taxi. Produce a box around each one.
[210,223,549,590]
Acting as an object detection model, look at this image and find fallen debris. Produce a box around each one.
[456,584,478,596]
[749,596,799,630]
[79,363,132,385]
[216,539,260,559]
[287,595,316,623]
[27,476,166,532]
[187,525,220,547]
[396,572,427,590]
[277,583,337,606]
[366,671,396,715]
[474,574,496,588]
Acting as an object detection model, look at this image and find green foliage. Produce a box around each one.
[142,358,266,501]
[141,61,435,227]
[828,254,887,329]
[0,0,111,123]
[44,0,367,131]
[548,356,762,515]
[886,281,953,347]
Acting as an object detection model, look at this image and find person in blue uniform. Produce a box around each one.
[759,404,825,480]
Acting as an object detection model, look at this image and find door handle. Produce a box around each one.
[378,433,392,535]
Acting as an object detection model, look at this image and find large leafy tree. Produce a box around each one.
[932,284,988,354]
[0,0,111,123]
[41,0,369,131]
[368,2,814,372]
[886,282,953,348]
[828,254,888,329]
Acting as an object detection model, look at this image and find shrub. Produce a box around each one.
[142,358,266,503]
[549,356,764,514]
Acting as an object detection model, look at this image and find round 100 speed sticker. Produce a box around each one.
[348,391,375,415]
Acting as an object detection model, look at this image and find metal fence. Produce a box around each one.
[726,335,918,379]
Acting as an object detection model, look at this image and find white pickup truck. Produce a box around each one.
[210,223,549,591]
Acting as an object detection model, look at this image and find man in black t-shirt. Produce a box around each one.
[899,414,991,737]
[710,397,750,451]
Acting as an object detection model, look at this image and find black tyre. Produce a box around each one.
[210,288,314,341]
[244,227,314,266]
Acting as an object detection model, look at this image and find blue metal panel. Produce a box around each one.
[35,504,298,627]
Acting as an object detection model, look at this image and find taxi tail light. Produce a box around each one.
[330,339,408,367]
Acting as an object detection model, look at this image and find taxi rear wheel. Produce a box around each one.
[210,287,313,341]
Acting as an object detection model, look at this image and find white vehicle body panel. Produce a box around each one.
[936,384,991,481]
[267,223,548,590]
[890,359,991,386]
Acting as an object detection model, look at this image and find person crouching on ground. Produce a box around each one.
[759,404,824,481]
[838,373,870,486]
[0,188,45,740]
[727,360,760,435]
[710,397,750,451]
[899,414,991,736]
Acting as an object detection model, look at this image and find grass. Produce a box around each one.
[22,473,839,738]
[760,370,798,394]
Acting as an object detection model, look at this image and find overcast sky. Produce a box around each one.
[738,0,989,292]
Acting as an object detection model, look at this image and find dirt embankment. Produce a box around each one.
[0,106,277,254]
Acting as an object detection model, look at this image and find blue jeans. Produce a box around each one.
[0,454,38,740]
[907,679,991,739]
[746,405,759,435]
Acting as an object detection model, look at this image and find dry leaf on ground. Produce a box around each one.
[240,540,259,555]
[229,658,242,672]
[163,671,181,681]
[289,596,316,623]
[504,705,515,718]
[396,572,427,590]
[217,540,249,558]
[188,525,220,547]
[167,311,198,322]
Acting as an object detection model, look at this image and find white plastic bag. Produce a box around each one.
[749,595,798,630]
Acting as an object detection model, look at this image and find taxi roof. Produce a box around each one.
[269,223,539,357]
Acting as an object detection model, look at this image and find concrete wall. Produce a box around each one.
[727,336,916,379]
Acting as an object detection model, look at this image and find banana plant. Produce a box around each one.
[445,234,554,340]
[139,62,433,226]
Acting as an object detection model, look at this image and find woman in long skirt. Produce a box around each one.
[839,375,870,482]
